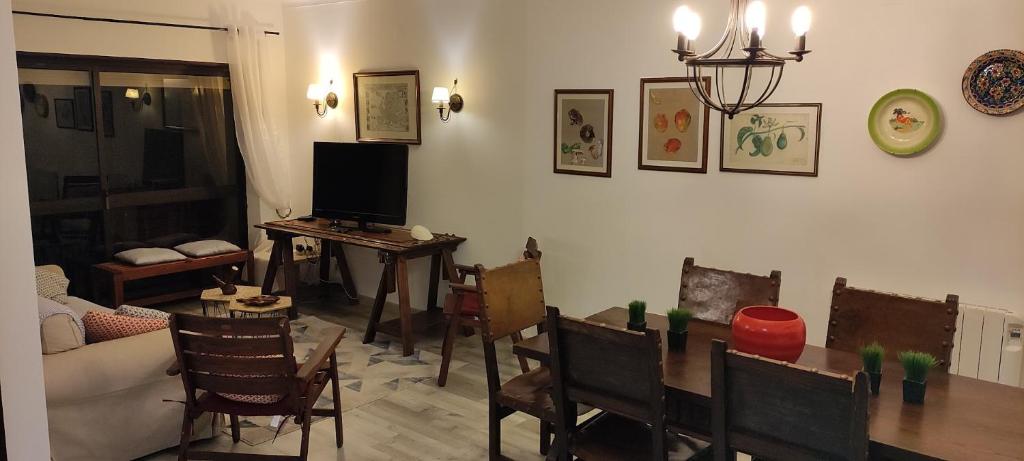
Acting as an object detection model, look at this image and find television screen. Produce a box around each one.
[312,142,408,228]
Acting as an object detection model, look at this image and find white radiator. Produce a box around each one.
[950,303,1024,387]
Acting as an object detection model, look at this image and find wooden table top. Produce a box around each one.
[514,307,1024,461]
[257,219,466,255]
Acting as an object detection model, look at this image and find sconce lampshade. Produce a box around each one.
[306,83,326,101]
[125,88,140,100]
[431,87,450,104]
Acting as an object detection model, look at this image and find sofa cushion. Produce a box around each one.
[36,266,70,304]
[174,239,242,258]
[115,304,171,321]
[66,296,114,317]
[38,297,85,354]
[83,311,168,343]
[114,247,187,266]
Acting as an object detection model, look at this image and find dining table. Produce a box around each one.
[514,307,1024,461]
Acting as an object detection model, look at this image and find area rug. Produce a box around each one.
[225,314,467,446]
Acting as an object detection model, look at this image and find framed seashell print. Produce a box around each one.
[720,103,822,177]
[638,77,710,173]
[554,89,613,177]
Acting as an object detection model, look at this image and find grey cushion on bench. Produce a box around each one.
[174,240,242,258]
[114,248,188,266]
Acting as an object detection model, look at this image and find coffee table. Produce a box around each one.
[200,285,293,318]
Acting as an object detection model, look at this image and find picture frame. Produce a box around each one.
[73,86,94,131]
[720,103,822,177]
[54,98,75,129]
[353,70,421,145]
[638,77,710,173]
[553,89,614,177]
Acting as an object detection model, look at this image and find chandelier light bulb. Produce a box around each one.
[745,0,767,38]
[791,6,812,37]
[673,5,702,39]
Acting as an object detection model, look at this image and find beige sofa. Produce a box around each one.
[39,266,213,461]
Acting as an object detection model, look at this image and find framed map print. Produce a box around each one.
[638,77,710,173]
[554,89,613,177]
[353,70,421,144]
[720,103,822,177]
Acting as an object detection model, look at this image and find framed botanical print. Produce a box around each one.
[73,86,94,132]
[554,89,613,177]
[638,77,710,173]
[54,98,75,129]
[720,103,822,177]
[353,70,421,144]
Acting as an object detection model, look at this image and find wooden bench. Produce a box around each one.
[93,250,255,308]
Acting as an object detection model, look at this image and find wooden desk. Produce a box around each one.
[515,307,1024,461]
[256,219,466,356]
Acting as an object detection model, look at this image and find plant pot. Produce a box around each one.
[627,320,647,332]
[903,379,926,404]
[667,330,688,351]
[868,371,882,395]
[730,306,807,363]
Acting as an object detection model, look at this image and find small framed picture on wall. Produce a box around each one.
[638,77,710,173]
[353,70,421,145]
[720,103,822,177]
[553,89,614,177]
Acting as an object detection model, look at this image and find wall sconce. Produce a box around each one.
[307,80,338,118]
[125,87,151,111]
[431,79,464,122]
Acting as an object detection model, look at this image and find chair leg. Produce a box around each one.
[299,413,313,461]
[330,351,344,447]
[177,411,193,461]
[229,414,240,443]
[489,404,502,461]
[437,313,462,387]
[539,420,552,455]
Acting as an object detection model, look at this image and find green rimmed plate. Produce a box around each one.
[868,89,942,156]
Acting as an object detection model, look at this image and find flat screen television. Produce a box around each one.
[312,142,408,233]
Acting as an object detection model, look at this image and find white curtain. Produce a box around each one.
[225,23,292,217]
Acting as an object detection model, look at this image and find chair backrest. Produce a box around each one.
[476,259,546,343]
[169,314,299,409]
[679,257,782,324]
[711,340,869,461]
[523,236,542,261]
[827,277,958,371]
[546,306,667,455]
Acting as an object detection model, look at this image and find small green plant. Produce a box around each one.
[899,351,937,383]
[860,342,885,374]
[667,308,693,332]
[627,300,647,324]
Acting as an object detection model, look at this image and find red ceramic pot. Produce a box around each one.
[731,306,807,363]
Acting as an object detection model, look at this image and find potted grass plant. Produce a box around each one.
[899,351,937,404]
[627,300,647,332]
[859,342,885,395]
[666,308,693,351]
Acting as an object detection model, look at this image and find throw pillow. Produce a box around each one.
[114,248,187,266]
[35,267,70,304]
[82,310,167,343]
[174,240,242,258]
[114,304,171,321]
[38,296,85,354]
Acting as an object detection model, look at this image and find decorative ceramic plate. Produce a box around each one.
[237,295,280,307]
[962,49,1024,115]
[868,89,942,156]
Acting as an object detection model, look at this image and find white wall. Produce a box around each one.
[282,0,527,306]
[0,2,52,458]
[522,0,1024,345]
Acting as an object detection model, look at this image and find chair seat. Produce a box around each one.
[195,392,297,417]
[496,367,592,421]
[570,412,710,461]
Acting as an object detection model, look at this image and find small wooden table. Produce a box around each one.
[200,286,292,318]
[256,218,466,356]
[515,307,1024,461]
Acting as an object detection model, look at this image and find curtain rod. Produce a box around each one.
[12,10,281,36]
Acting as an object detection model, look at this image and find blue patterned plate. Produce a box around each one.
[962,49,1024,116]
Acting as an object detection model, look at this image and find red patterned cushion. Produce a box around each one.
[82,311,167,343]
[459,292,482,316]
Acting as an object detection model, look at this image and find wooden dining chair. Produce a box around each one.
[710,339,869,461]
[826,277,959,371]
[168,314,345,461]
[546,306,709,461]
[436,237,542,387]
[679,257,782,325]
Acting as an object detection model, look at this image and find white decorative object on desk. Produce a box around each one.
[410,225,434,241]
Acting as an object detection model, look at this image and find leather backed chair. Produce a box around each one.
[679,257,782,325]
[168,314,345,461]
[710,340,869,461]
[826,277,959,371]
[546,306,709,461]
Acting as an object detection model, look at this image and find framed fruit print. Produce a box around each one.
[638,77,710,173]
[554,89,613,177]
[353,70,421,144]
[720,103,822,177]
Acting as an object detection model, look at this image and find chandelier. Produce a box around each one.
[671,0,812,118]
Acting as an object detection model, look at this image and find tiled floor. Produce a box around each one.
[142,286,547,461]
